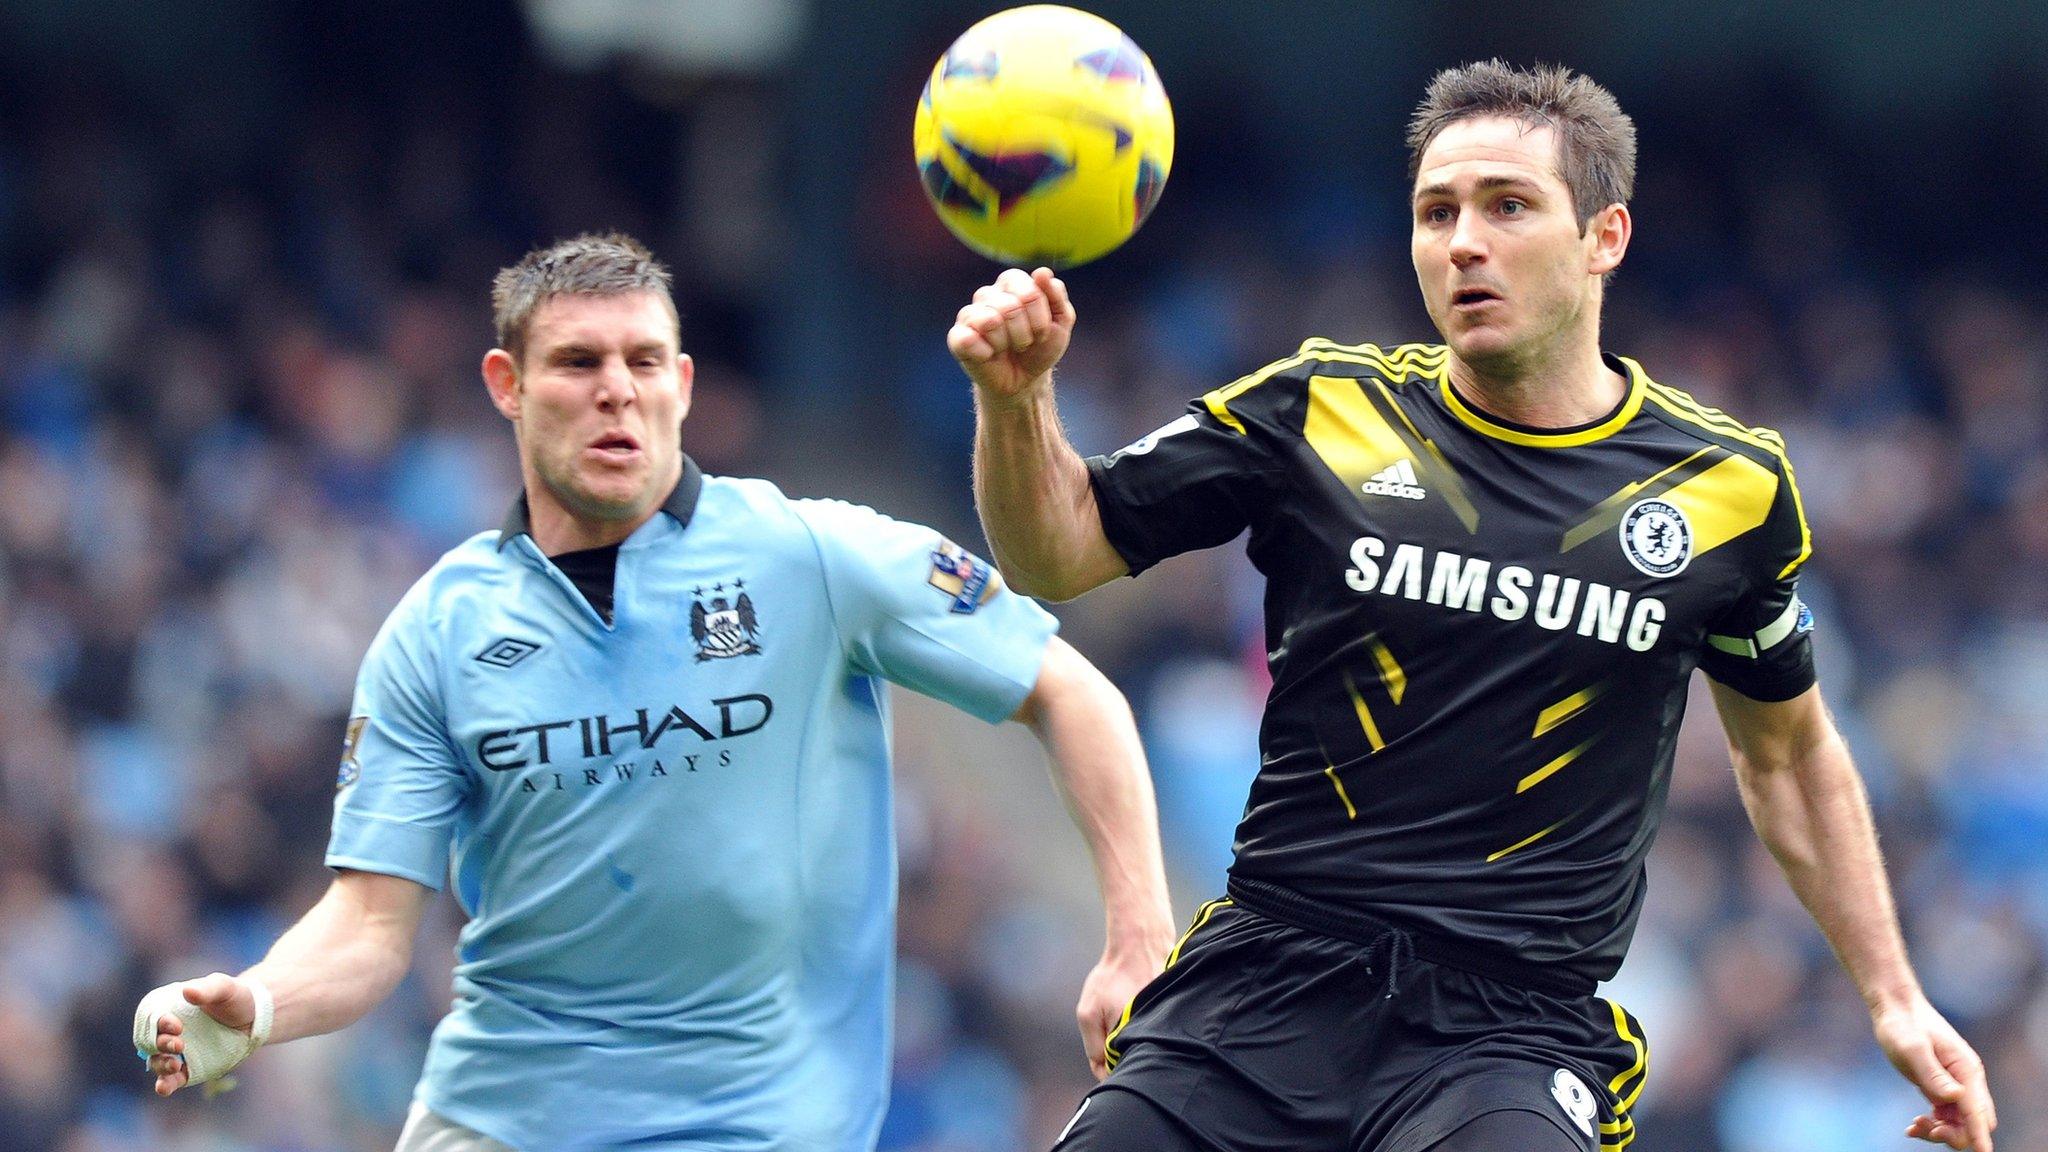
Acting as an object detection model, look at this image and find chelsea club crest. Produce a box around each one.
[1619,498,1692,578]
[690,582,763,660]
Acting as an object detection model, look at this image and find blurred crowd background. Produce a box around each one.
[2,2,2045,1150]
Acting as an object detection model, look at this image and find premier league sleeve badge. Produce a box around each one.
[337,716,367,790]
[928,540,999,614]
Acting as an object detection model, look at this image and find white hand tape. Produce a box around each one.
[132,976,273,1085]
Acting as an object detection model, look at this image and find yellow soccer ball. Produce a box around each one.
[914,5,1174,269]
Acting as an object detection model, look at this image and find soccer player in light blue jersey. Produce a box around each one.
[135,233,1178,1151]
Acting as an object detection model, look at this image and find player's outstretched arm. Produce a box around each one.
[951,267,1127,601]
[1011,635,1176,1080]
[1711,682,1996,1152]
[138,868,432,1097]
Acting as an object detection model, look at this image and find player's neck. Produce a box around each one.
[1446,334,1625,430]
[522,477,661,556]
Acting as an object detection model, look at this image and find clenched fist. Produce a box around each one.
[948,266,1077,402]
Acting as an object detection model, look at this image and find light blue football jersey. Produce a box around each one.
[326,460,1057,1151]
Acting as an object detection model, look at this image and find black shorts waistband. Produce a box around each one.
[1224,876,1597,999]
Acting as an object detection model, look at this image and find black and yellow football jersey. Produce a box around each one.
[1086,340,1816,987]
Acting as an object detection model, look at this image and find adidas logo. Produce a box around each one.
[1361,459,1427,500]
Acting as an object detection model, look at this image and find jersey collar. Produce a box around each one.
[495,454,704,551]
[1439,354,1646,448]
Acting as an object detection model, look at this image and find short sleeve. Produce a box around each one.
[797,500,1058,723]
[1698,452,1817,702]
[325,599,468,889]
[1085,400,1276,575]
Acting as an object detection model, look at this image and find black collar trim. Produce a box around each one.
[496,455,704,552]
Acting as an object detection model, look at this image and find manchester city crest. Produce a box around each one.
[1619,498,1692,577]
[690,582,763,660]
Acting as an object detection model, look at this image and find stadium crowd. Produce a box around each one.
[2,28,2045,1152]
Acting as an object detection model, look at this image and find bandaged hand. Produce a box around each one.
[133,973,273,1094]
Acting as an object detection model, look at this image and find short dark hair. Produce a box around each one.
[1407,60,1636,231]
[491,231,677,362]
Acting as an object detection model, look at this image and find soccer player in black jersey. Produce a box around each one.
[949,61,1996,1152]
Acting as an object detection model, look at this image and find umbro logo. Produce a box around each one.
[1361,459,1426,500]
[476,637,542,669]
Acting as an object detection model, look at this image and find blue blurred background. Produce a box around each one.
[0,2,2044,1149]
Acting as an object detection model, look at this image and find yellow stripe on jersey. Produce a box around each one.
[1300,337,1449,357]
[1323,766,1360,820]
[1371,382,1482,533]
[1305,374,1419,494]
[1206,341,1450,434]
[1486,817,1567,862]
[1516,735,1600,793]
[1204,342,1431,434]
[1643,380,1771,445]
[1325,641,1403,821]
[1774,450,1813,579]
[1533,684,1604,738]
[1656,452,1780,559]
[1300,339,1450,386]
[1209,343,1482,532]
[1440,356,1646,448]
[1367,634,1407,705]
[1344,673,1387,752]
[1560,446,1724,552]
[1642,387,1784,456]
[1640,381,1813,576]
[1303,375,1480,533]
[1202,354,1303,435]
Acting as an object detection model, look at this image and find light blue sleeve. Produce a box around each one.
[796,499,1058,724]
[325,593,468,889]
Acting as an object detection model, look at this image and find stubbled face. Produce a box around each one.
[492,291,691,531]
[1411,116,1611,372]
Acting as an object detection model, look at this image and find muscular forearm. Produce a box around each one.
[1715,684,1993,1148]
[972,382,1126,601]
[244,872,428,1044]
[1023,641,1176,958]
[1733,729,1920,1013]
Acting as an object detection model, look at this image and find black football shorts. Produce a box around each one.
[1059,893,1648,1152]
